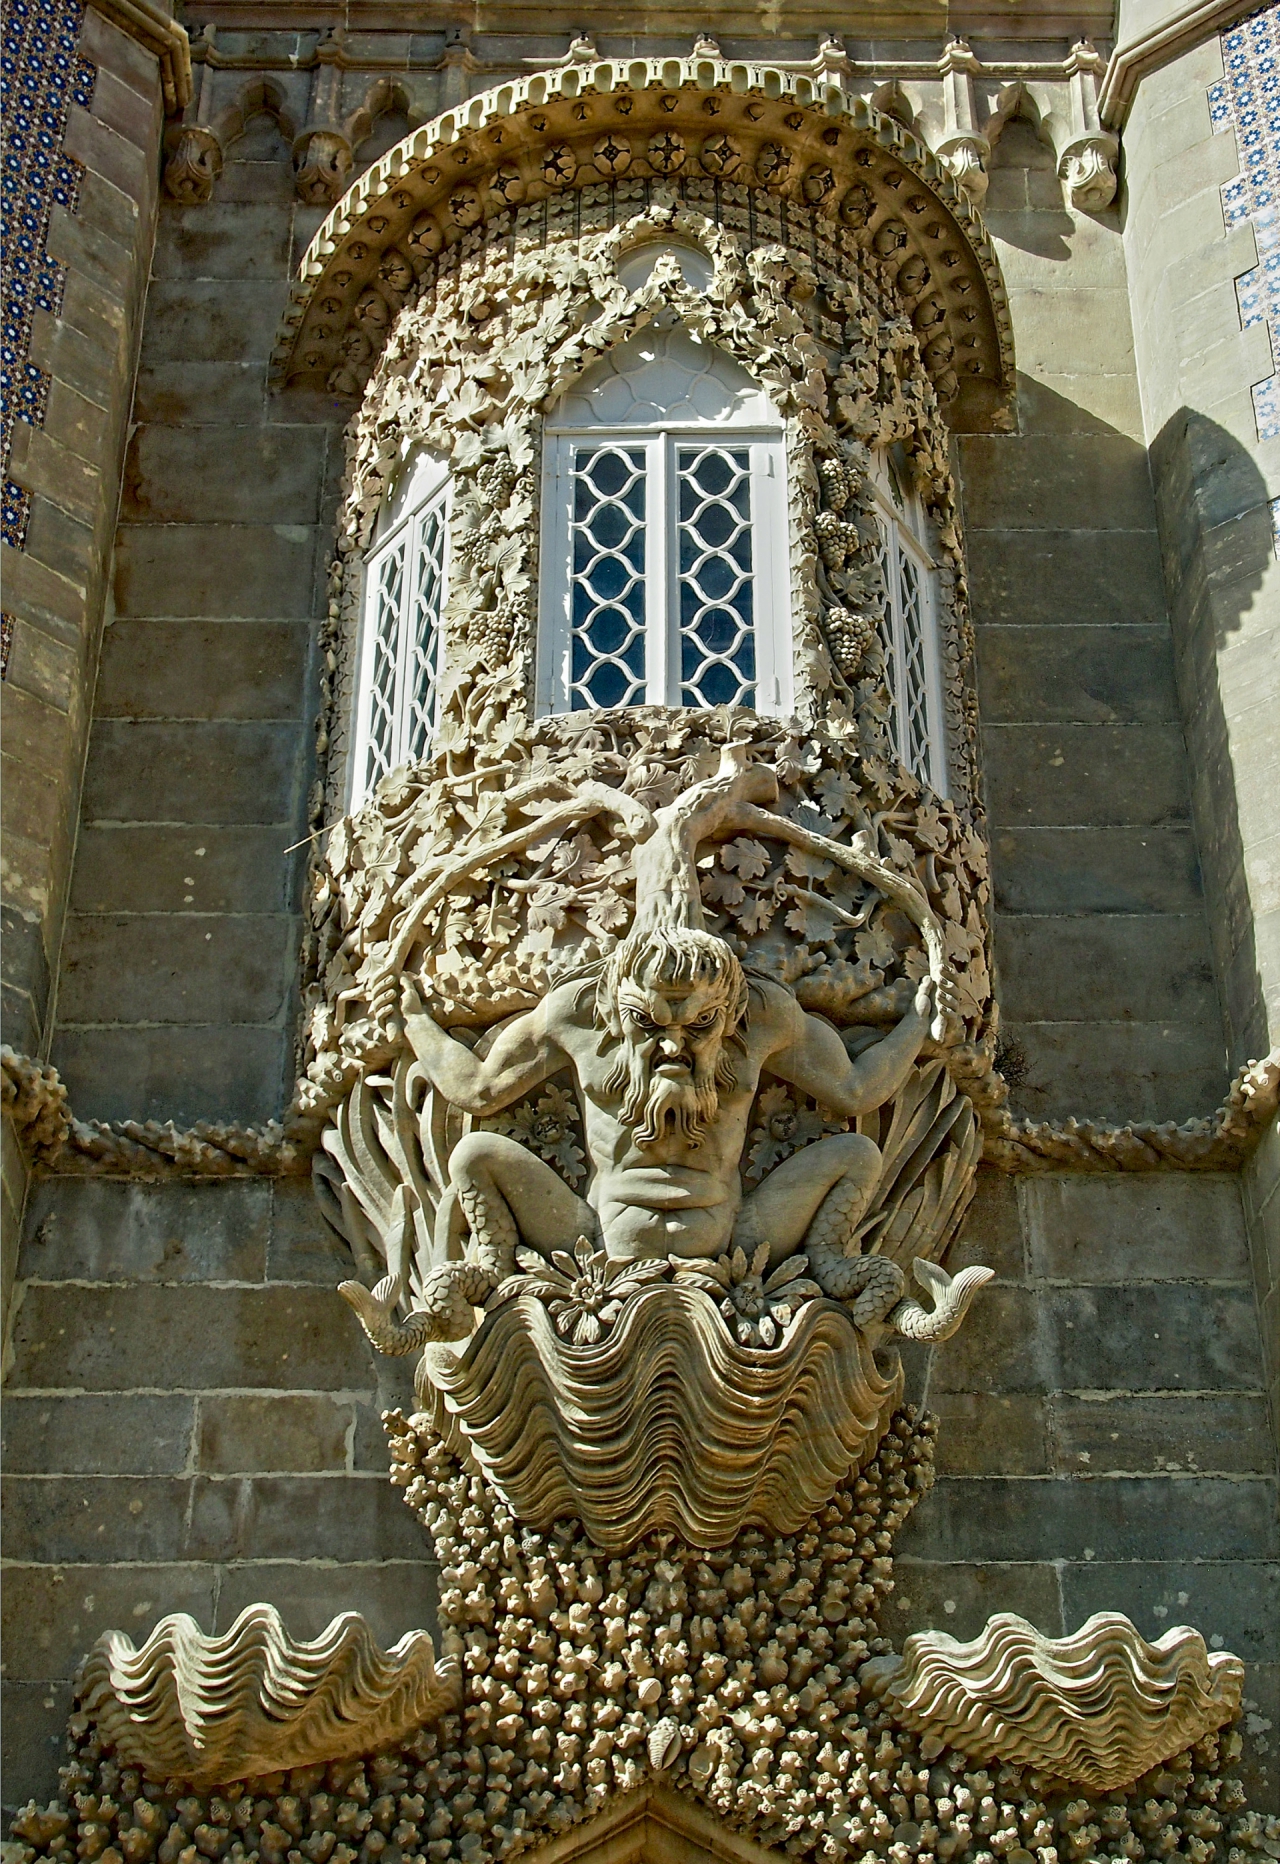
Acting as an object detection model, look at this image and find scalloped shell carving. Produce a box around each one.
[74,1605,462,1787]
[417,1283,900,1549]
[878,1611,1244,1792]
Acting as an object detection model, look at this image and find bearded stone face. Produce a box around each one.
[613,978,737,1147]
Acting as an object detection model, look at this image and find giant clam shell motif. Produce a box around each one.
[74,1605,461,1787]
[873,1611,1244,1793]
[418,1283,900,1549]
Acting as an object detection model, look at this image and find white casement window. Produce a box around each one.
[869,448,948,794]
[350,452,451,808]
[538,328,791,717]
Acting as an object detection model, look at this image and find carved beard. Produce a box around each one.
[614,1045,723,1149]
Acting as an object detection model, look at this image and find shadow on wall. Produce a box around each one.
[1150,406,1274,1069]
[967,376,1270,1126]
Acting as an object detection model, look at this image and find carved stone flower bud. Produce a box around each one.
[407,212,444,257]
[755,142,791,186]
[699,133,741,176]
[449,184,484,228]
[542,144,578,187]
[647,130,687,173]
[593,132,632,177]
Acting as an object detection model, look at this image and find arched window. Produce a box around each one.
[869,446,947,793]
[351,451,450,807]
[537,328,791,717]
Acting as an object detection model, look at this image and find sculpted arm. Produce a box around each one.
[401,982,567,1114]
[768,975,950,1118]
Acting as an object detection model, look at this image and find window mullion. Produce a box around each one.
[649,434,670,706]
[393,511,420,769]
[890,519,908,769]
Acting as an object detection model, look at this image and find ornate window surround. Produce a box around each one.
[538,327,792,719]
[318,189,985,830]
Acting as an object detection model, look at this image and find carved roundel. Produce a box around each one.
[272,56,1014,429]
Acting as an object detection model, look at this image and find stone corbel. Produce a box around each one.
[935,37,990,206]
[293,30,353,205]
[1059,39,1119,210]
[162,25,222,202]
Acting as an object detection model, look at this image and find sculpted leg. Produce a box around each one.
[736,1132,904,1328]
[735,1133,881,1265]
[445,1131,596,1283]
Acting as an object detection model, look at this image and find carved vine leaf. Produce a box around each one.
[301,710,994,1092]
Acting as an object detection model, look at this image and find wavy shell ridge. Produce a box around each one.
[417,1284,899,1546]
[887,1610,1244,1792]
[74,1604,461,1786]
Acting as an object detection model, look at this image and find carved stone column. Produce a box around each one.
[1059,38,1120,210]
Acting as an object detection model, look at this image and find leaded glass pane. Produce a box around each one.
[872,511,902,753]
[568,444,647,711]
[403,499,447,764]
[677,444,755,708]
[364,536,404,792]
[897,549,932,781]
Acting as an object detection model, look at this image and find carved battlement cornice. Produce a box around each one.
[267,56,1016,428]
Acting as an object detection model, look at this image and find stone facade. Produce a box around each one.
[1,0,1278,1844]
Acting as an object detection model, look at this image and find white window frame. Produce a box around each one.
[350,456,451,809]
[538,428,791,717]
[870,452,948,794]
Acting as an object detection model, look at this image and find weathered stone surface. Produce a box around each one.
[210,1561,440,1649]
[1060,1561,1280,1663]
[977,624,1179,725]
[991,826,1207,914]
[70,824,295,913]
[19,1176,270,1282]
[1024,1173,1251,1281]
[51,1024,291,1125]
[995,912,1219,1022]
[196,1394,351,1474]
[879,1558,1064,1645]
[982,723,1193,827]
[899,1474,1279,1563]
[268,1177,355,1283]
[81,720,302,823]
[929,1285,1050,1393]
[1049,1285,1264,1393]
[1,1476,193,1563]
[185,1473,428,1562]
[1,1563,216,1681]
[6,1283,374,1391]
[93,620,310,718]
[932,1392,1050,1475]
[1000,1019,1230,1127]
[122,426,327,524]
[2,1395,195,1475]
[1048,1393,1275,1475]
[139,280,289,363]
[57,912,296,1025]
[150,204,292,279]
[112,522,318,619]
[969,529,1168,627]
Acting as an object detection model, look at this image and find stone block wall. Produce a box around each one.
[4,1164,1276,1816]
[1,1175,431,1815]
[48,112,349,1126]
[1120,27,1277,1073]
[1,5,166,1065]
[960,117,1229,1126]
[885,1167,1279,1810]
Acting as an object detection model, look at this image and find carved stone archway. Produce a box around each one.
[270,55,1015,433]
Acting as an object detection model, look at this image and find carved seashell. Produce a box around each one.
[880,1611,1244,1792]
[417,1284,899,1548]
[648,1716,682,1769]
[74,1604,462,1787]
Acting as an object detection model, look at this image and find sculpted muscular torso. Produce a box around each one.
[401,923,954,1280]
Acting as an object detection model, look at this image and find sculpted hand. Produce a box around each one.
[364,969,402,1034]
